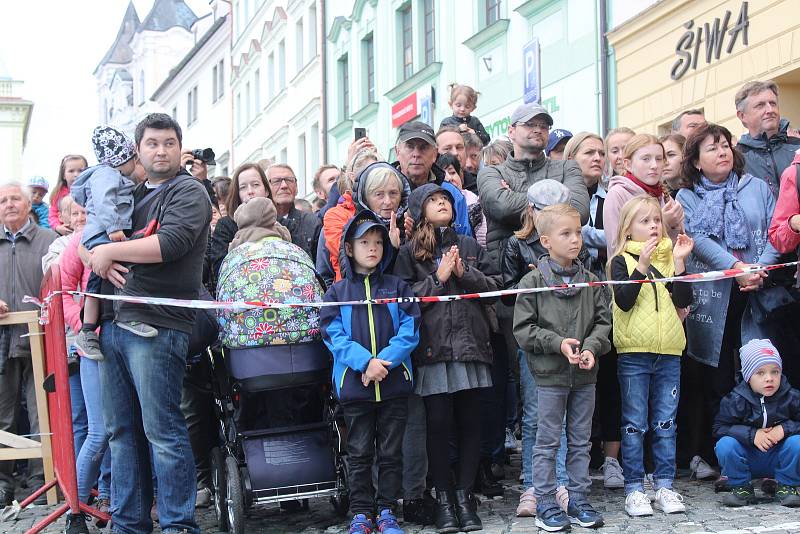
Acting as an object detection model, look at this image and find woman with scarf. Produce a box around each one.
[676,123,787,472]
[602,134,685,258]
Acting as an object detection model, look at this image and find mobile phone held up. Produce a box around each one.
[354,127,367,141]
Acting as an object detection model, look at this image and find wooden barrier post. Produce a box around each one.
[0,311,56,505]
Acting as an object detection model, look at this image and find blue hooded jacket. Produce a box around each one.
[737,119,800,197]
[320,210,421,402]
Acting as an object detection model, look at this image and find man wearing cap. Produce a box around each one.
[478,103,589,269]
[392,120,472,237]
[546,129,573,161]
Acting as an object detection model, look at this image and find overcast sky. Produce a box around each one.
[0,0,209,194]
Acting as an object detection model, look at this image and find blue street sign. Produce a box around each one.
[420,96,432,126]
[523,38,541,104]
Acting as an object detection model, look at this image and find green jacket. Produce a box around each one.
[512,266,611,387]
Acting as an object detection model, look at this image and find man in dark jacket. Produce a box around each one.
[267,163,321,261]
[735,80,800,197]
[436,126,478,194]
[477,103,589,270]
[713,339,800,508]
[0,182,57,506]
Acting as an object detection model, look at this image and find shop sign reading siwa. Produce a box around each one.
[670,1,749,80]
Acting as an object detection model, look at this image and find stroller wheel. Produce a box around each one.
[211,447,228,532]
[225,455,245,534]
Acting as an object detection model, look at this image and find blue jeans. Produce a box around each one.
[618,353,680,494]
[715,435,800,486]
[77,357,111,502]
[70,368,88,460]
[519,351,568,489]
[99,322,197,534]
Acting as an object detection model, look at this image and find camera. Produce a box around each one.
[191,148,216,165]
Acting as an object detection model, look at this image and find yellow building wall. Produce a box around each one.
[608,0,800,136]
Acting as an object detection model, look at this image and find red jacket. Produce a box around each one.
[768,151,800,253]
[322,192,356,283]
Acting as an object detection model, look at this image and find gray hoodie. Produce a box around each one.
[737,119,800,197]
[70,164,135,245]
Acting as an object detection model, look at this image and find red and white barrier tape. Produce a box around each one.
[24,261,798,311]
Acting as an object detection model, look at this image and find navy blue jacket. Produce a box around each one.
[713,376,800,448]
[320,212,421,403]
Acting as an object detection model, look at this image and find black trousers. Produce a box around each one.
[425,389,482,491]
[341,397,407,516]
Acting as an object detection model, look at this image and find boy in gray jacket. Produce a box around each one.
[71,125,137,360]
[513,204,611,532]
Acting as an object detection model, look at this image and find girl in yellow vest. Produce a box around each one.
[608,196,695,518]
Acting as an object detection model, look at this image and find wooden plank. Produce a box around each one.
[0,430,41,449]
[26,317,57,505]
[0,447,42,461]
[0,310,39,326]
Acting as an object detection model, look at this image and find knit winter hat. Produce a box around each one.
[526,179,570,210]
[27,176,49,192]
[740,339,782,383]
[92,126,136,168]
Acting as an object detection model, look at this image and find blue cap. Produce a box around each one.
[350,217,386,239]
[546,129,573,156]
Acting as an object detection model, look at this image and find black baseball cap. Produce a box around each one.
[396,121,436,146]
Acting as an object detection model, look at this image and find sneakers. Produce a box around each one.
[64,513,90,534]
[94,497,110,528]
[653,487,686,514]
[516,488,537,517]
[349,514,373,534]
[567,500,604,528]
[115,320,159,338]
[376,509,404,534]
[602,457,624,489]
[723,485,757,507]
[74,330,104,360]
[689,455,719,480]
[535,503,571,532]
[555,486,569,513]
[504,427,519,452]
[196,486,212,508]
[625,490,653,517]
[775,484,800,507]
[643,473,656,501]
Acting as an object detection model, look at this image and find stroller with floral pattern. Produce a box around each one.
[209,237,348,534]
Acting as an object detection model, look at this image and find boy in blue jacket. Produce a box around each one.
[321,210,421,534]
[713,339,800,508]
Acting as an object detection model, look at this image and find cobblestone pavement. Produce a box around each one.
[4,462,800,534]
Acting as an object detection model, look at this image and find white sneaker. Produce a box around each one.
[689,455,719,480]
[602,457,624,489]
[653,487,686,514]
[643,473,656,501]
[625,490,653,517]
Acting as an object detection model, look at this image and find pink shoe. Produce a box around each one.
[516,487,537,517]
[555,486,569,512]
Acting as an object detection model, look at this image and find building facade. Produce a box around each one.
[151,6,233,177]
[325,0,606,165]
[229,0,323,198]
[0,73,33,182]
[607,0,800,135]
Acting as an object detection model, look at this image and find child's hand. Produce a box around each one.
[672,234,694,261]
[436,249,456,283]
[404,214,414,240]
[578,350,595,370]
[636,237,659,274]
[754,428,775,452]
[108,230,126,242]
[389,211,401,249]
[452,247,464,278]
[560,338,581,364]
[765,424,785,444]
[364,358,391,383]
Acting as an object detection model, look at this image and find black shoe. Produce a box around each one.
[454,489,482,532]
[0,488,12,507]
[776,484,800,507]
[65,513,90,534]
[723,485,757,507]
[403,493,435,525]
[434,489,460,533]
[475,462,504,498]
[489,462,505,481]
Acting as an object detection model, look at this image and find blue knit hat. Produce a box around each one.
[740,339,782,383]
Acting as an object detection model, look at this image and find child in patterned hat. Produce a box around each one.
[70,125,139,361]
[27,176,51,228]
[713,339,800,508]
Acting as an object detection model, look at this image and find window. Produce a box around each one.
[295,20,304,72]
[243,0,249,26]
[278,40,286,90]
[363,34,375,103]
[400,5,413,80]
[212,60,224,102]
[308,6,317,58]
[297,134,306,194]
[245,81,251,124]
[139,71,145,105]
[234,2,240,36]
[310,123,319,177]
[236,92,241,133]
[279,147,287,163]
[338,54,349,119]
[423,0,435,65]
[254,68,260,111]
[267,53,275,100]
[187,86,198,125]
[486,0,501,26]
[171,105,177,121]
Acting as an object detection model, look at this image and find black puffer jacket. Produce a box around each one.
[713,376,800,447]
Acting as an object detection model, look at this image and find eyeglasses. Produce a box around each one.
[268,176,297,186]
[516,120,551,131]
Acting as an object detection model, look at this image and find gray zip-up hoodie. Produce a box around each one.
[737,118,800,197]
[71,164,135,244]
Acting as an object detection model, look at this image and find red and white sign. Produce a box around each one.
[391,93,418,127]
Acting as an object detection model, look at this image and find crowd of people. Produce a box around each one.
[0,78,799,534]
